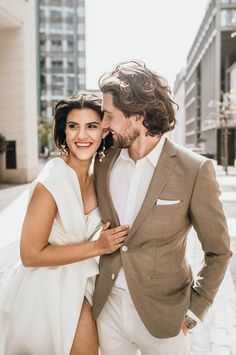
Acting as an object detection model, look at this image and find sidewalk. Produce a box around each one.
[188,162,236,355]
[0,160,236,354]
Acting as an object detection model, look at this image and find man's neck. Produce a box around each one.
[127,134,162,162]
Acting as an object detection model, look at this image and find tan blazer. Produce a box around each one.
[92,138,232,338]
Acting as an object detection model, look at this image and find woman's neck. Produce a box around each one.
[64,155,92,185]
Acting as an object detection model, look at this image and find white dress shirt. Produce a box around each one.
[110,135,166,289]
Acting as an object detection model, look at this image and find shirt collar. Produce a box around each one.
[146,134,166,167]
[115,134,166,167]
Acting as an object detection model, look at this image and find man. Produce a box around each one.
[92,60,232,355]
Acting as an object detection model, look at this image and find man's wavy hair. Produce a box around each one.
[98,60,178,136]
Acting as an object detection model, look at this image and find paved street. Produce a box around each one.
[0,160,236,354]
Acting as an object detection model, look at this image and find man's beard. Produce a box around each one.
[112,130,139,149]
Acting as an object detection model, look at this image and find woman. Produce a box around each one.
[0,92,129,355]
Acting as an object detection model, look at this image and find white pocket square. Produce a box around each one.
[156,199,181,205]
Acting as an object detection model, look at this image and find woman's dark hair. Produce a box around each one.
[98,60,178,136]
[52,92,112,152]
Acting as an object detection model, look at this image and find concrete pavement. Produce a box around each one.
[0,160,236,354]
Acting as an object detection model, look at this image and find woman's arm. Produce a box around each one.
[20,183,128,267]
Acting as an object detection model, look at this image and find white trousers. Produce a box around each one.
[97,287,191,355]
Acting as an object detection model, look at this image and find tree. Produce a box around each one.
[208,90,236,175]
[218,91,236,175]
[38,118,53,157]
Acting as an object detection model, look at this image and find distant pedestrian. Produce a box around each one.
[92,60,232,355]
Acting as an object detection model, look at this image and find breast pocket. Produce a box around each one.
[154,199,182,211]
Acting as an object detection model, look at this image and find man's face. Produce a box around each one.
[101,93,139,148]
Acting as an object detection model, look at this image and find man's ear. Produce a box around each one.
[102,128,109,139]
[135,113,144,121]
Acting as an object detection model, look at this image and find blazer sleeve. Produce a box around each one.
[189,159,232,320]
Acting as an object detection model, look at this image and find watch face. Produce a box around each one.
[184,315,197,329]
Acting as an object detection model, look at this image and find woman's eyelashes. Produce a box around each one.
[67,122,101,130]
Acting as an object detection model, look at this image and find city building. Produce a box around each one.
[172,68,186,146]
[38,0,86,121]
[185,0,236,163]
[0,0,38,183]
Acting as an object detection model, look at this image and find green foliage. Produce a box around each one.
[0,133,7,155]
[38,118,52,149]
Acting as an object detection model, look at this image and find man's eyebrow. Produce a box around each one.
[103,109,112,114]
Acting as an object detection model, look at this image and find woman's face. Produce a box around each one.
[65,108,104,162]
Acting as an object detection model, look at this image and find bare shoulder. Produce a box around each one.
[28,182,57,214]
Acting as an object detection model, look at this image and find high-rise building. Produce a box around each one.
[172,68,186,146]
[38,0,86,120]
[185,0,236,163]
[0,0,38,183]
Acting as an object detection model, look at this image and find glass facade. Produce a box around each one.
[221,9,236,26]
[39,0,86,119]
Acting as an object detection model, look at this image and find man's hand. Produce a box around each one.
[182,314,197,335]
[181,322,189,336]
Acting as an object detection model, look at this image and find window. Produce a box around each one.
[221,9,236,26]
[40,39,46,52]
[78,23,85,34]
[78,74,85,86]
[78,6,85,17]
[49,0,62,5]
[40,100,47,117]
[40,58,46,70]
[66,15,74,30]
[66,0,74,6]
[67,40,74,51]
[50,10,62,30]
[50,10,62,18]
[67,77,75,96]
[6,141,16,169]
[67,59,74,72]
[41,75,46,85]
[78,57,85,68]
[52,75,64,84]
[39,9,46,20]
[78,39,85,51]
[51,40,62,52]
[52,86,64,95]
[67,77,75,88]
[51,59,63,69]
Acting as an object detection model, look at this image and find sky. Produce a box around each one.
[85,0,209,90]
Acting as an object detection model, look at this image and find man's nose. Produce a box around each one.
[101,116,109,129]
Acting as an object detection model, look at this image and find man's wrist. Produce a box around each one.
[187,309,201,323]
[184,314,197,330]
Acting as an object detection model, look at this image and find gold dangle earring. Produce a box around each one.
[98,138,106,162]
[60,139,69,156]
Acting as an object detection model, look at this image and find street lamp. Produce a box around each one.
[219,92,233,175]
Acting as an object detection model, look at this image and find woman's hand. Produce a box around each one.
[96,222,129,254]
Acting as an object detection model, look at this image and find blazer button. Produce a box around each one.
[111,273,116,280]
[121,245,128,252]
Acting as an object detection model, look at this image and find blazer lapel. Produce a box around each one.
[104,149,121,226]
[126,138,177,241]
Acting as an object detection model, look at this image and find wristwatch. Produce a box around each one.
[184,314,197,329]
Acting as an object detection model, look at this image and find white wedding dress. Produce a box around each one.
[0,158,102,355]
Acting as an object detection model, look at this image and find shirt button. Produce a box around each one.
[111,273,116,280]
[121,245,128,252]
